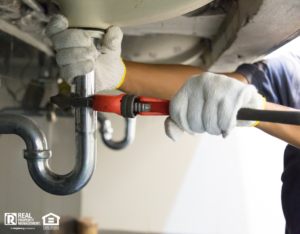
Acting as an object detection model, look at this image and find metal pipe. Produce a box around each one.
[0,114,50,151]
[0,65,97,196]
[98,112,136,150]
[23,72,96,195]
[0,32,100,195]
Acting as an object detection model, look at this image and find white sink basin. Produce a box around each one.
[53,0,212,29]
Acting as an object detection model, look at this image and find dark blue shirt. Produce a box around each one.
[236,53,300,234]
[236,52,300,109]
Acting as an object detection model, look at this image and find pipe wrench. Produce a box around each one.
[51,94,300,126]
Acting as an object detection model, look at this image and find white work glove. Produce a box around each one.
[165,72,265,141]
[45,14,126,92]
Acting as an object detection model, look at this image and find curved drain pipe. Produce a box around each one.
[98,112,136,150]
[0,73,97,195]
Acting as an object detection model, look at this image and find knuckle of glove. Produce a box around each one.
[170,91,194,135]
[202,102,222,135]
[187,104,205,134]
[222,85,253,128]
[217,99,235,133]
[52,29,92,51]
[169,93,184,124]
[237,85,263,127]
[164,117,184,142]
[241,85,264,109]
[45,14,68,38]
[183,76,207,134]
[103,26,123,51]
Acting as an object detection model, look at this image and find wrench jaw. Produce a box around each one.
[50,93,93,109]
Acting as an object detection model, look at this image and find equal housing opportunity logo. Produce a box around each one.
[42,213,60,230]
[4,212,60,230]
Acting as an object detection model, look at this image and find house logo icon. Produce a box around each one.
[42,213,60,226]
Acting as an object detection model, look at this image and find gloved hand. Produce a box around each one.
[45,14,126,92]
[165,72,265,141]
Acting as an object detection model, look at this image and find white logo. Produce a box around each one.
[4,213,17,225]
[42,213,60,226]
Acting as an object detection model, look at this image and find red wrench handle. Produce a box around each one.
[138,97,170,116]
[92,94,170,116]
[93,94,125,115]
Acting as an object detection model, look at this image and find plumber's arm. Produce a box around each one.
[256,103,300,149]
[120,60,300,149]
[121,61,246,100]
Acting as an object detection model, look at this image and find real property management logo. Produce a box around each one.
[4,213,40,225]
[4,212,60,231]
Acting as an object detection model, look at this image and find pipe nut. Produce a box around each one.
[24,150,52,159]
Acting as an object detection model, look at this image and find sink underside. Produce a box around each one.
[53,0,212,29]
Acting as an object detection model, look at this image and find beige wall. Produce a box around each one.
[164,128,286,234]
[81,113,201,232]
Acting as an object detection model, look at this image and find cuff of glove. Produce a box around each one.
[250,94,266,127]
[112,58,126,90]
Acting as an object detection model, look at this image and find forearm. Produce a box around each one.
[120,61,201,100]
[120,61,247,100]
[256,102,300,149]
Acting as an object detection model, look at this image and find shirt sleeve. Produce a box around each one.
[235,52,300,109]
